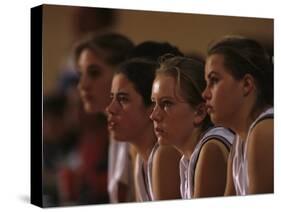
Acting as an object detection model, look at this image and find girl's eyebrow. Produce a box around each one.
[77,63,102,73]
[206,70,218,79]
[116,92,129,98]
[151,96,174,102]
[87,64,102,70]
[159,96,174,101]
[110,92,129,98]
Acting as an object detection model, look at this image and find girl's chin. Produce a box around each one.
[210,114,224,126]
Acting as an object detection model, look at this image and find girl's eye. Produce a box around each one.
[209,76,219,86]
[87,65,101,78]
[117,96,129,104]
[161,100,173,109]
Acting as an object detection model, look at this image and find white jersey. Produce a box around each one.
[134,143,159,202]
[108,140,134,203]
[179,127,235,199]
[134,153,153,201]
[135,149,157,202]
[146,143,160,201]
[232,107,273,195]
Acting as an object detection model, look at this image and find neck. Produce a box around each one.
[179,127,203,159]
[132,123,156,163]
[229,100,269,141]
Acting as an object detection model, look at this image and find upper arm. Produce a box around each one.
[152,145,182,200]
[247,119,274,194]
[224,149,236,196]
[193,139,229,198]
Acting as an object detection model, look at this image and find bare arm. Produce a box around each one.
[247,119,273,194]
[193,139,229,198]
[224,151,236,196]
[152,145,182,200]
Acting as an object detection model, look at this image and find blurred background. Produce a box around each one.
[43,4,273,94]
[41,4,273,207]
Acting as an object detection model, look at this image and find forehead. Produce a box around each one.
[111,74,145,105]
[205,54,226,75]
[206,54,225,68]
[78,49,104,66]
[152,74,180,98]
[112,73,135,92]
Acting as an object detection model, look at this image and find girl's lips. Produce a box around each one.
[108,120,117,130]
[83,94,94,101]
[154,127,164,136]
[206,105,213,113]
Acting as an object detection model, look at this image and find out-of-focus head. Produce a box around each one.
[75,32,134,114]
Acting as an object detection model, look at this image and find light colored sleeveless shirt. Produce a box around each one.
[179,127,235,199]
[232,107,273,195]
[134,153,153,201]
[146,143,160,201]
[108,140,134,203]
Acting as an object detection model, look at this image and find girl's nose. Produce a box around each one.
[150,105,162,122]
[105,98,119,115]
[202,87,211,100]
[78,74,90,92]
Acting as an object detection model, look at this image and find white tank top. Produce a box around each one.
[232,107,273,195]
[146,143,160,201]
[179,127,235,199]
[134,153,153,201]
[108,140,134,203]
[134,142,160,202]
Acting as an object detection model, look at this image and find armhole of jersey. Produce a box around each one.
[193,135,231,176]
[250,114,274,130]
[202,135,231,152]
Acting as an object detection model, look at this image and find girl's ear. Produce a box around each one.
[242,73,256,96]
[193,103,207,126]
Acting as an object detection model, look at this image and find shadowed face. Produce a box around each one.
[202,54,244,127]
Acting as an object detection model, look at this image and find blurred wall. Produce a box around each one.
[43,5,76,94]
[42,5,273,94]
[115,9,273,55]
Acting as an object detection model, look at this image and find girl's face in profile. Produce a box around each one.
[202,54,245,127]
[106,73,152,142]
[150,74,197,149]
[77,48,113,114]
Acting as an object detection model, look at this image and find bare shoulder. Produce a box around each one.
[152,145,181,200]
[248,119,273,147]
[153,145,181,173]
[193,138,229,197]
[246,118,274,194]
[154,145,181,163]
[200,139,230,158]
[247,119,273,159]
[196,138,230,181]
